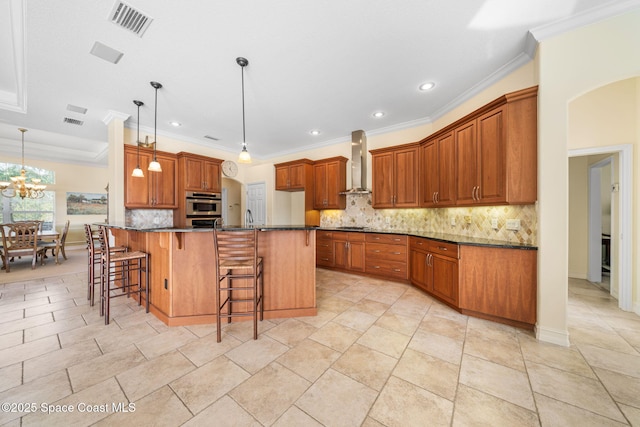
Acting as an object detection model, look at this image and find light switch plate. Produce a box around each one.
[491,218,498,229]
[506,219,521,231]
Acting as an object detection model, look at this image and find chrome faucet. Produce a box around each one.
[245,209,253,226]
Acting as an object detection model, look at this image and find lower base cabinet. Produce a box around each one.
[409,237,458,306]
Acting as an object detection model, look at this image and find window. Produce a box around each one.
[1,163,56,230]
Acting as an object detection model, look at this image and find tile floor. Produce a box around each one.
[0,251,639,426]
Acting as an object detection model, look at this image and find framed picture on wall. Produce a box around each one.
[66,192,107,215]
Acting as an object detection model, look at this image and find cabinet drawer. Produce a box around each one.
[316,240,332,250]
[316,251,334,266]
[365,233,407,245]
[317,231,333,240]
[365,260,407,280]
[409,237,429,251]
[428,240,459,258]
[366,242,407,262]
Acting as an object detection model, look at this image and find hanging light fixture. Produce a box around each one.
[0,128,46,199]
[132,100,145,178]
[148,81,163,172]
[236,57,251,164]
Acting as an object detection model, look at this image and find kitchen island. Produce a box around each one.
[106,224,317,326]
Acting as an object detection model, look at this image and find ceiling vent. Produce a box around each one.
[108,1,153,37]
[66,104,87,114]
[204,135,220,141]
[63,117,84,126]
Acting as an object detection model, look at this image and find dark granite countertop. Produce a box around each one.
[99,223,317,233]
[319,227,537,250]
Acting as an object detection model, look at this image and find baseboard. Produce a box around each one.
[535,324,570,347]
[568,272,587,280]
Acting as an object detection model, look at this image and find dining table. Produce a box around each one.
[0,226,61,270]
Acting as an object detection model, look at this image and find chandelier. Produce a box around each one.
[0,128,47,199]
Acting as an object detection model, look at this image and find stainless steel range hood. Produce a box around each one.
[340,130,371,194]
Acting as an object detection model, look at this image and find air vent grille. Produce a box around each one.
[63,117,84,126]
[204,135,220,141]
[109,1,153,37]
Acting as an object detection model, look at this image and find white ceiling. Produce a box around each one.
[0,0,638,167]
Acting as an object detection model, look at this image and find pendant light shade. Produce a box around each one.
[236,57,251,164]
[148,81,163,172]
[132,100,144,178]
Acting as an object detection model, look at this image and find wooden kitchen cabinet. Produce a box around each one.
[454,87,537,205]
[178,152,222,193]
[421,131,456,207]
[333,231,365,272]
[313,156,347,209]
[124,145,178,208]
[458,245,537,327]
[370,143,419,208]
[275,159,313,191]
[409,237,459,306]
[316,230,335,267]
[365,233,408,280]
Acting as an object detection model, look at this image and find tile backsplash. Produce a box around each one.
[125,209,174,228]
[320,194,537,245]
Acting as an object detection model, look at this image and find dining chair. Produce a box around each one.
[213,228,264,342]
[39,220,70,261]
[0,222,45,272]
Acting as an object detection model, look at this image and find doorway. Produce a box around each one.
[569,144,632,312]
[587,157,612,289]
[246,182,266,226]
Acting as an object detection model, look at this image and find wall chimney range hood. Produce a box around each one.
[340,130,371,194]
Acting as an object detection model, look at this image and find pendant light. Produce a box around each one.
[131,100,145,178]
[148,81,163,172]
[0,128,46,199]
[236,57,251,164]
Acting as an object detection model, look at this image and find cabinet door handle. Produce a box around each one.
[476,186,481,200]
[392,252,401,255]
[374,250,380,253]
[393,268,401,272]
[373,265,380,269]
[437,246,448,251]
[436,191,439,203]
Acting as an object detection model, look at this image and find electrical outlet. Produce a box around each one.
[506,219,521,231]
[153,217,160,224]
[491,218,498,229]
[385,217,391,224]
[450,218,456,226]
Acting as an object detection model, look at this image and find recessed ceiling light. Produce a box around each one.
[310,130,321,136]
[169,121,181,127]
[419,82,435,91]
[372,111,385,118]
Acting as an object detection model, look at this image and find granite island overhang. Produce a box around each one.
[103,224,318,326]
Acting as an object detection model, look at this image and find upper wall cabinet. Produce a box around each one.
[420,131,456,207]
[124,145,178,209]
[313,156,347,210]
[177,152,222,193]
[274,159,314,191]
[370,143,419,208]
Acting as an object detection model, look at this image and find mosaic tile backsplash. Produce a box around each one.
[125,209,174,228]
[320,194,537,245]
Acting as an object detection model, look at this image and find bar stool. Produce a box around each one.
[84,224,126,307]
[98,225,149,325]
[213,228,264,342]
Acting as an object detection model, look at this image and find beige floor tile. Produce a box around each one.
[333,343,397,390]
[183,322,218,338]
[616,328,640,351]
[21,377,126,427]
[335,285,373,303]
[277,338,340,382]
[265,318,318,346]
[350,298,390,317]
[593,367,640,408]
[68,344,147,392]
[95,322,158,354]
[0,363,22,393]
[369,376,453,427]
[317,295,355,314]
[0,330,23,351]
[419,312,467,340]
[518,333,596,379]
[394,348,459,400]
[387,294,431,319]
[117,350,196,402]
[221,318,277,342]
[24,315,86,342]
[53,303,95,321]
[0,370,71,425]
[0,312,53,335]
[534,392,628,427]
[58,320,119,347]
[0,334,59,369]
[0,296,49,314]
[452,384,539,427]
[296,309,336,328]
[308,321,362,352]
[230,362,310,425]
[463,332,526,371]
[460,354,535,411]
[375,311,420,336]
[135,326,198,359]
[23,339,102,382]
[23,286,70,301]
[296,369,377,427]
[408,328,463,364]
[333,309,378,332]
[273,406,323,427]
[357,324,410,358]
[24,298,77,317]
[366,288,406,306]
[570,326,639,355]
[178,331,243,367]
[577,343,640,378]
[526,360,625,422]
[182,395,260,427]
[0,308,23,323]
[170,355,250,414]
[619,403,640,426]
[95,386,192,427]
[225,335,289,373]
[361,417,386,427]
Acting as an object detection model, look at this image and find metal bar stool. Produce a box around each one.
[213,228,264,342]
[98,225,149,325]
[84,224,126,307]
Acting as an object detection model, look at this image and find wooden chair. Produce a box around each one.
[0,222,45,272]
[39,220,70,261]
[84,224,127,306]
[98,225,149,324]
[213,228,264,342]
